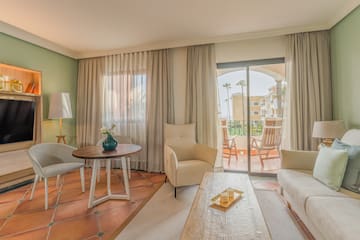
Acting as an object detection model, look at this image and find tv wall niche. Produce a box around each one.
[0,63,42,153]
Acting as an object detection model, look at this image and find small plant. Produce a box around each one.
[100,124,116,135]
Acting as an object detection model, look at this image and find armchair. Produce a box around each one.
[164,123,217,197]
[28,143,85,210]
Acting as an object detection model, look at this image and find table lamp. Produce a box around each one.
[312,120,346,147]
[48,92,72,144]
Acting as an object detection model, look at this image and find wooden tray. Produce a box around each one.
[210,187,243,211]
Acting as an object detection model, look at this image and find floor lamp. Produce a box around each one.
[48,92,73,144]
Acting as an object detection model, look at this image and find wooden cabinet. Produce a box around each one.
[0,63,42,153]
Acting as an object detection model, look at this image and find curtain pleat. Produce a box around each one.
[146,49,174,172]
[76,57,105,147]
[286,31,332,150]
[185,44,218,148]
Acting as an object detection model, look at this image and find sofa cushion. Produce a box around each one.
[313,147,348,190]
[278,169,345,212]
[332,138,360,193]
[306,196,360,240]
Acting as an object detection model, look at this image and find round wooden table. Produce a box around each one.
[73,144,142,208]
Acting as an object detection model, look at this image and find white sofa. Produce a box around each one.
[278,129,360,240]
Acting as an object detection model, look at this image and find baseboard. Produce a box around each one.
[0,168,34,192]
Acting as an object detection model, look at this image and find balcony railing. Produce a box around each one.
[227,120,263,137]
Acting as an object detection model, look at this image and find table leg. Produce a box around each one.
[106,159,112,195]
[88,160,98,208]
[122,157,130,197]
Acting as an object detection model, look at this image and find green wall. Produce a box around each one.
[0,33,78,145]
[331,6,360,129]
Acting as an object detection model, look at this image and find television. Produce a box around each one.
[0,98,35,144]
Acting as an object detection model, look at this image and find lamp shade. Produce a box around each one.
[312,120,345,139]
[48,92,72,119]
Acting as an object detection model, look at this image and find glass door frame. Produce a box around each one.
[217,57,285,177]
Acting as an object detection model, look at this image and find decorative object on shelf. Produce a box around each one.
[100,124,118,151]
[312,120,346,147]
[0,75,10,91]
[10,79,23,93]
[25,79,36,94]
[48,92,73,144]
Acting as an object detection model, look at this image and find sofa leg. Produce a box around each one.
[174,187,176,198]
[164,175,167,183]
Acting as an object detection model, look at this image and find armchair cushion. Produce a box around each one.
[176,160,213,187]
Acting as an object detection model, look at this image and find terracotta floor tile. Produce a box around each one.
[0,227,48,240]
[98,203,139,233]
[54,199,92,222]
[130,185,158,201]
[0,209,54,236]
[148,174,166,184]
[0,170,164,239]
[0,202,18,219]
[15,191,58,214]
[58,189,89,204]
[49,215,98,240]
[129,178,153,188]
[0,191,26,204]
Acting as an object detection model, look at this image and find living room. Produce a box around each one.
[0,1,360,239]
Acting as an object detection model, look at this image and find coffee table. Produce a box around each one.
[181,172,271,239]
[72,144,142,208]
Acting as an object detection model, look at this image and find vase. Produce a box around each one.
[102,134,118,151]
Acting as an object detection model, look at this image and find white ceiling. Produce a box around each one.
[1,0,359,59]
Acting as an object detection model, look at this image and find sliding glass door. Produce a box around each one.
[217,59,285,176]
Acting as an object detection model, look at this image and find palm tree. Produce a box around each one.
[222,83,232,120]
[236,80,247,135]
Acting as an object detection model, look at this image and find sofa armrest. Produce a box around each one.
[194,144,217,167]
[280,150,318,171]
[164,145,179,184]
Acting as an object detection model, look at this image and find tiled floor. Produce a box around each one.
[0,169,165,240]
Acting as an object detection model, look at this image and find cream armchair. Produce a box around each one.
[164,123,217,197]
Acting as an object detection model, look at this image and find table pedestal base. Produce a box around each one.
[88,157,130,208]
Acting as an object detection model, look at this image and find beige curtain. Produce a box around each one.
[103,52,148,170]
[146,49,174,172]
[185,44,217,148]
[286,31,332,150]
[76,57,105,147]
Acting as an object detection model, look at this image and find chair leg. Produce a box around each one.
[80,167,85,193]
[30,175,39,200]
[44,178,48,210]
[174,187,177,198]
[56,174,61,188]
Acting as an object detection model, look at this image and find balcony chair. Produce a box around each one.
[164,123,217,197]
[251,118,282,168]
[28,143,85,210]
[222,125,238,164]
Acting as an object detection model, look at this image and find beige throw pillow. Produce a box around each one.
[313,147,348,191]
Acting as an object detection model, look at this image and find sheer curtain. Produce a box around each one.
[77,50,173,172]
[185,44,218,148]
[103,52,148,170]
[286,31,332,150]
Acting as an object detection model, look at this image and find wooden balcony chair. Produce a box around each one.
[222,126,238,164]
[251,118,282,168]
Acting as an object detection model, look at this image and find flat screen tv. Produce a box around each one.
[0,98,35,144]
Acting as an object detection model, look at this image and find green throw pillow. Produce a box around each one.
[332,139,360,193]
[313,147,348,191]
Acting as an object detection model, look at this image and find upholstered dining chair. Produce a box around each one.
[164,123,217,197]
[96,135,132,182]
[28,143,85,210]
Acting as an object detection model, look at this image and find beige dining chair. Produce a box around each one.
[28,143,85,210]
